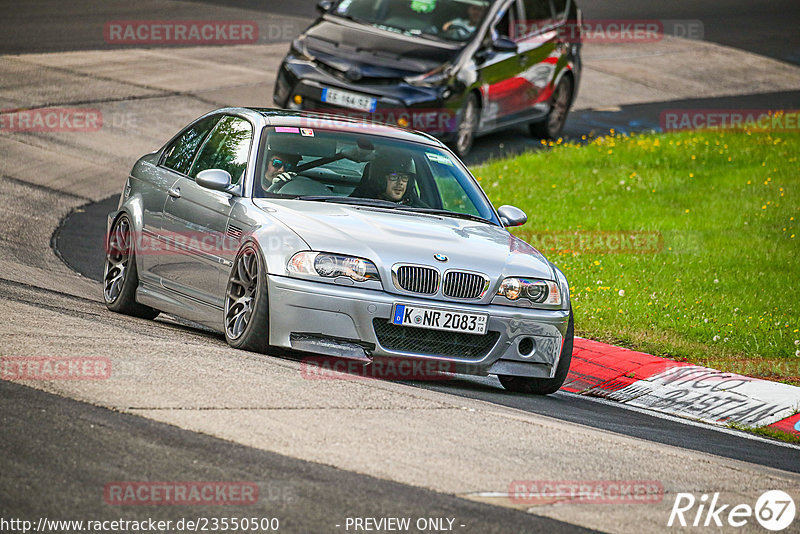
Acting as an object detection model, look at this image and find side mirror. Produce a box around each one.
[497,205,527,227]
[196,169,233,192]
[492,36,518,53]
[316,0,333,14]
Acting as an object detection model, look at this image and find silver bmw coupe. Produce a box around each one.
[104,107,573,394]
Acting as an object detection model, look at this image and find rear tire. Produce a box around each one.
[224,243,270,353]
[103,214,160,319]
[498,308,574,395]
[529,75,573,140]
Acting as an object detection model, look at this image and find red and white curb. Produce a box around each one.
[563,338,800,437]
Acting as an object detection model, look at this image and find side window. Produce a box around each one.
[492,4,515,39]
[550,0,568,21]
[162,116,219,175]
[189,116,253,185]
[520,0,554,37]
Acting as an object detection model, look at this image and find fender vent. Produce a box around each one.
[226,224,243,240]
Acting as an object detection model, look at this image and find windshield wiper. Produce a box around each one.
[333,12,370,25]
[296,196,405,208]
[294,198,495,222]
[399,207,496,224]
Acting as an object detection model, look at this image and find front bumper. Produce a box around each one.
[268,275,569,378]
[274,57,460,142]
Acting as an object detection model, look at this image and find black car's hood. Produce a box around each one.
[301,18,461,78]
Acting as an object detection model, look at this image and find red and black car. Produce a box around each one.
[274,0,582,156]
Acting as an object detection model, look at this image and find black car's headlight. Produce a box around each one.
[495,278,561,306]
[290,39,315,62]
[288,252,380,283]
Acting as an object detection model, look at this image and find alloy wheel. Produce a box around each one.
[103,215,131,303]
[225,246,260,340]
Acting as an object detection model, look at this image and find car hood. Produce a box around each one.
[256,199,555,283]
[302,19,460,78]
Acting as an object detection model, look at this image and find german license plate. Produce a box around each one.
[321,87,377,112]
[392,304,488,335]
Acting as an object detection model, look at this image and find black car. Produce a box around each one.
[274,0,582,156]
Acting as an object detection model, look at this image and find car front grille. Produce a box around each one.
[442,271,488,299]
[372,319,500,359]
[394,265,440,295]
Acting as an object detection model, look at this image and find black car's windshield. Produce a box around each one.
[255,126,500,225]
[332,0,492,42]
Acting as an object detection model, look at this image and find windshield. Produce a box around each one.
[255,127,500,225]
[332,0,492,42]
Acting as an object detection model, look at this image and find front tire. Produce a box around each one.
[529,75,573,140]
[103,213,159,319]
[498,308,574,395]
[224,243,270,353]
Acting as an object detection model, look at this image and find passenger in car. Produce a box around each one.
[442,0,488,35]
[350,153,427,207]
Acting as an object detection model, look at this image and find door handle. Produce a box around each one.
[167,186,181,199]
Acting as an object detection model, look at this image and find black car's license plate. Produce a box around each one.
[392,304,487,335]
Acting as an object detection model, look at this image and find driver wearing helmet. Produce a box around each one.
[261,150,301,191]
[350,151,426,207]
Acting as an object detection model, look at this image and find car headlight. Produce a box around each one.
[497,278,561,306]
[288,252,380,283]
[290,39,315,62]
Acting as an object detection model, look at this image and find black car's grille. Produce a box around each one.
[394,265,440,295]
[373,319,500,359]
[443,271,488,299]
[314,61,402,86]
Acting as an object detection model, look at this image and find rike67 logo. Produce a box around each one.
[668,490,796,531]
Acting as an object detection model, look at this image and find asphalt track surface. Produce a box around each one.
[55,195,800,475]
[7,1,800,532]
[1,380,597,534]
[3,0,800,65]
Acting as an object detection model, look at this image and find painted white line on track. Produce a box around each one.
[553,390,800,451]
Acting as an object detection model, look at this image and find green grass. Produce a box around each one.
[474,129,800,383]
[727,421,800,444]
